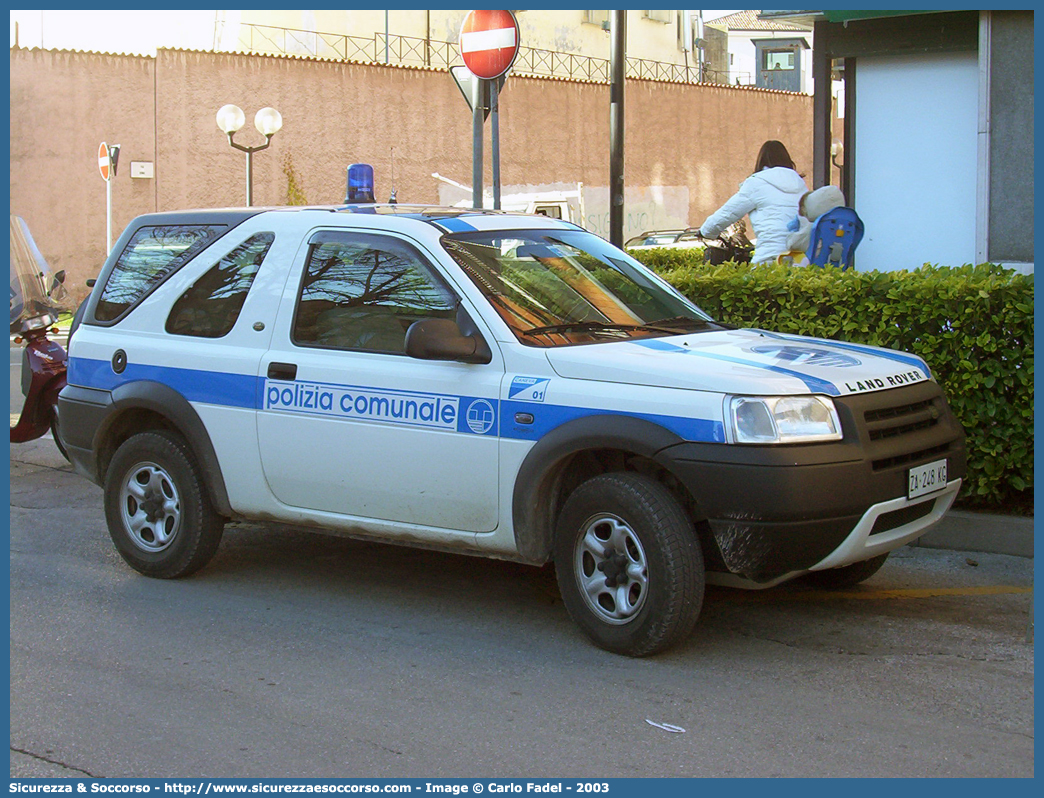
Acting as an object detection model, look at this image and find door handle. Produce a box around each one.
[267,362,297,380]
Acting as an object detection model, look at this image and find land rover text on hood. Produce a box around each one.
[59,204,966,656]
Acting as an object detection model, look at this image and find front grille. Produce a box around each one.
[865,399,938,441]
[872,443,950,472]
[864,399,933,424]
[834,382,964,474]
[869,501,935,536]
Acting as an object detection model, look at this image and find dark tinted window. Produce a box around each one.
[166,233,274,338]
[96,225,225,321]
[292,232,456,353]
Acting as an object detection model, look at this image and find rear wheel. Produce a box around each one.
[103,430,224,578]
[554,472,704,656]
[803,553,889,589]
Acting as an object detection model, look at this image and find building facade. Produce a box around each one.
[781,9,1035,273]
[706,10,814,94]
[9,45,815,300]
[217,10,706,78]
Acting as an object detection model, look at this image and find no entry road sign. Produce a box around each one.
[459,10,520,80]
[98,141,121,254]
[98,142,120,181]
[98,142,110,181]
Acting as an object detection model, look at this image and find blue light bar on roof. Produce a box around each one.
[345,163,375,203]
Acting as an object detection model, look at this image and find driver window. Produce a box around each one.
[292,232,457,353]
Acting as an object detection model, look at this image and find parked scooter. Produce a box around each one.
[624,221,755,264]
[10,215,69,458]
[698,221,754,265]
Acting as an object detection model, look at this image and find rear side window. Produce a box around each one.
[166,233,274,338]
[95,225,225,322]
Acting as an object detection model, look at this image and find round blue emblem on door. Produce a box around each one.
[465,399,496,434]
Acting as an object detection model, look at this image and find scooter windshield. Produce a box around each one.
[10,215,65,330]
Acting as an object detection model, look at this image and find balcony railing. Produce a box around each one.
[237,23,733,86]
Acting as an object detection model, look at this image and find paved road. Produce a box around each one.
[9,437,1035,779]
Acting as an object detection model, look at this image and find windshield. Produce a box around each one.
[441,229,716,347]
[10,215,65,329]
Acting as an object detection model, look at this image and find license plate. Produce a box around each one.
[908,458,947,499]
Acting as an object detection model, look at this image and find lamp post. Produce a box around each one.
[216,105,283,206]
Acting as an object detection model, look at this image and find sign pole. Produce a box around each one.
[471,77,484,209]
[99,142,120,254]
[491,79,501,210]
[98,142,113,254]
[459,10,519,210]
[246,149,253,206]
[609,10,626,248]
[106,175,112,254]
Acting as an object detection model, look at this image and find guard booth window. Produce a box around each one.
[764,50,795,71]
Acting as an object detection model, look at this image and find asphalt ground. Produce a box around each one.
[9,435,1035,778]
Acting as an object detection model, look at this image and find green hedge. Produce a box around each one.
[631,249,1034,508]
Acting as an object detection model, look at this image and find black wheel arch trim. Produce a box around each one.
[95,380,233,517]
[511,414,689,563]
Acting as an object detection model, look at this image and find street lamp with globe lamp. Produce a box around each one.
[216,105,283,206]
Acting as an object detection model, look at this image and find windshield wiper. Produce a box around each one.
[644,315,724,330]
[522,320,683,337]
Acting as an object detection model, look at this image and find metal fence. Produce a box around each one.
[517,45,610,82]
[237,24,734,86]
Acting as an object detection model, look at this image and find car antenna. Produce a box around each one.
[389,147,397,204]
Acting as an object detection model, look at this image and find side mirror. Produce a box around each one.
[53,270,66,284]
[405,318,492,364]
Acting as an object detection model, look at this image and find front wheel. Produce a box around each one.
[554,472,704,657]
[103,430,224,578]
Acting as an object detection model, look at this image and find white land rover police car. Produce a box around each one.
[60,202,966,656]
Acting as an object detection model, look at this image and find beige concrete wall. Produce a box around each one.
[10,46,813,305]
[10,48,158,292]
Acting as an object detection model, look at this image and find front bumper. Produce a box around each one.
[658,381,967,582]
[810,477,961,570]
[705,478,962,589]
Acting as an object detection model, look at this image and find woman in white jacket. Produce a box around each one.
[700,140,807,264]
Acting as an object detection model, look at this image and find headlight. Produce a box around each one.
[728,395,843,444]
